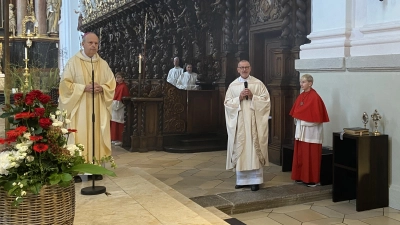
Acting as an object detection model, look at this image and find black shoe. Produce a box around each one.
[235,185,248,189]
[88,175,103,180]
[251,184,259,191]
[74,176,82,183]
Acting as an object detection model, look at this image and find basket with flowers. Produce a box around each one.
[0,89,116,207]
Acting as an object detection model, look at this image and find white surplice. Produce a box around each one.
[166,67,183,86]
[175,72,199,90]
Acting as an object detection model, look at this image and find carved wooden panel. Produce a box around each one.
[163,82,187,134]
[187,90,219,133]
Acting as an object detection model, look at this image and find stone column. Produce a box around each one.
[16,0,27,36]
[35,0,47,35]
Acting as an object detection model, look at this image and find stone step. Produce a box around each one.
[164,144,227,153]
[179,136,225,146]
[190,184,332,215]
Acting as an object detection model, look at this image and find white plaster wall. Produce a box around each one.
[59,0,82,73]
[309,69,400,210]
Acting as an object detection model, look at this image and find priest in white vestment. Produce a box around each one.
[167,57,184,86]
[59,32,116,165]
[224,60,271,191]
[175,63,200,90]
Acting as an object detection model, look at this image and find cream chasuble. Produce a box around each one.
[59,51,116,162]
[224,76,271,172]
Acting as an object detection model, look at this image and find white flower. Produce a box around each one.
[19,184,23,188]
[21,191,27,196]
[26,155,34,162]
[23,132,31,140]
[65,119,71,124]
[12,182,16,186]
[61,128,68,134]
[55,110,61,115]
[50,114,56,120]
[52,121,63,127]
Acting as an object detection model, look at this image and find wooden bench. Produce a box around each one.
[281,144,333,185]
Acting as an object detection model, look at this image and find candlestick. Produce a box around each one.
[25,47,28,59]
[144,13,147,44]
[139,54,142,73]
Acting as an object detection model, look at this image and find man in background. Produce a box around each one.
[166,57,183,86]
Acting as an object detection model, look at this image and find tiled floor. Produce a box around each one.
[1,114,400,224]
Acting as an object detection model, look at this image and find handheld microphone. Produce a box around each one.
[244,81,248,100]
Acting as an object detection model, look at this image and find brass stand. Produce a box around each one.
[22,58,31,92]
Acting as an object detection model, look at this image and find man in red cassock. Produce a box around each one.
[289,74,329,187]
[110,72,130,146]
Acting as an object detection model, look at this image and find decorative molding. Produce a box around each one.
[346,54,400,72]
[296,54,400,72]
[295,57,345,72]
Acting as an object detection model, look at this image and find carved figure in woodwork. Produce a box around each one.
[9,4,16,37]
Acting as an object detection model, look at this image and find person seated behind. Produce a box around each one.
[166,57,183,86]
[175,63,200,90]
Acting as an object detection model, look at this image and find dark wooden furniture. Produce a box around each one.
[281,144,333,186]
[122,97,164,152]
[332,132,388,211]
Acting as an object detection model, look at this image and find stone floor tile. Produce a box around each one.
[345,210,383,220]
[362,216,400,225]
[233,211,270,221]
[268,212,302,225]
[311,205,345,218]
[272,204,312,213]
[286,209,328,222]
[302,217,344,225]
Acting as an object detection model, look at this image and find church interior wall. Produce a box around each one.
[296,0,400,211]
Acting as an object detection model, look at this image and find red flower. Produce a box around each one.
[29,90,43,97]
[15,112,35,120]
[38,94,51,104]
[6,130,20,138]
[30,135,43,141]
[33,143,49,153]
[14,126,28,135]
[67,129,77,133]
[39,118,52,129]
[13,93,24,102]
[24,94,36,106]
[34,108,46,117]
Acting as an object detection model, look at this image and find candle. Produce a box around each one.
[25,47,28,59]
[144,13,147,44]
[27,29,31,35]
[139,54,142,73]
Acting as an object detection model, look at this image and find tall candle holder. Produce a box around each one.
[22,58,31,92]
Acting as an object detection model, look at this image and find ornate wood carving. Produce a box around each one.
[249,0,283,25]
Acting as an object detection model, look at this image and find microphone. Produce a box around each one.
[244,81,248,100]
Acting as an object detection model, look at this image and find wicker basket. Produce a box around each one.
[0,181,75,225]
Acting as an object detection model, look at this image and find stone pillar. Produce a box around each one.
[16,0,27,36]
[35,0,47,35]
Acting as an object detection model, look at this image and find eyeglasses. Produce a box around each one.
[238,66,250,70]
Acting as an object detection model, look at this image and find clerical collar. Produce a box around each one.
[238,75,251,83]
[81,50,97,60]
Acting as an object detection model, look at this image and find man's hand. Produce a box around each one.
[240,88,253,101]
[85,82,103,93]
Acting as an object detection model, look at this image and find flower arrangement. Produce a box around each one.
[0,90,116,206]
